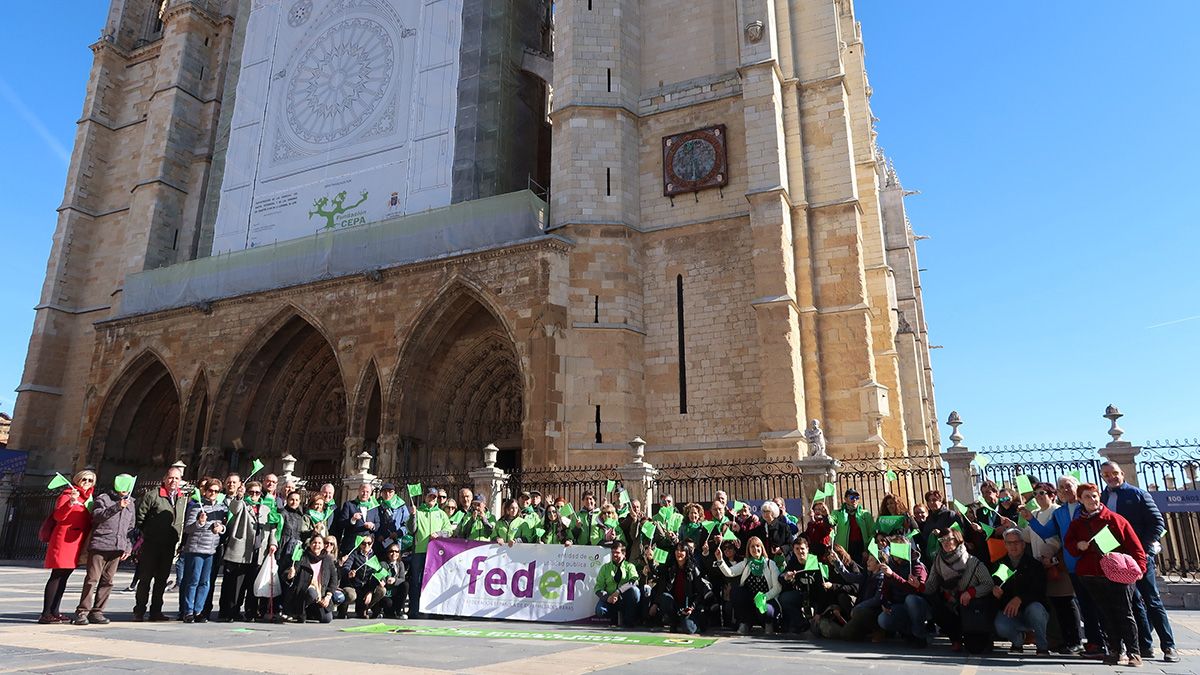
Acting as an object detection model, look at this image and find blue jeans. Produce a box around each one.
[777,590,811,633]
[1131,556,1175,651]
[595,587,641,626]
[655,592,698,634]
[409,553,426,616]
[903,594,932,639]
[994,600,1049,649]
[879,596,920,637]
[181,552,214,616]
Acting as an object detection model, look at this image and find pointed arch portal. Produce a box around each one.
[390,286,525,474]
[210,311,347,476]
[91,352,181,478]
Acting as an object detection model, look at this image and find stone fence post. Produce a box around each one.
[469,444,508,518]
[794,419,839,519]
[617,437,657,509]
[1098,405,1142,487]
[941,411,977,503]
[341,451,378,494]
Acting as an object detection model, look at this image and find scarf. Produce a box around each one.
[936,543,969,581]
[747,557,766,577]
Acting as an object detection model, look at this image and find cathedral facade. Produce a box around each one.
[11,0,939,481]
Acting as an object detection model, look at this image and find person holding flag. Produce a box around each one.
[72,472,136,625]
[573,491,604,546]
[219,480,277,622]
[284,534,339,623]
[1065,482,1147,666]
[456,495,496,541]
[593,541,641,628]
[991,527,1049,655]
[876,536,929,646]
[375,483,411,558]
[916,528,994,653]
[648,542,711,634]
[180,478,228,623]
[333,483,380,554]
[340,534,386,618]
[714,535,782,635]
[40,470,96,624]
[830,489,875,565]
[776,537,827,634]
[410,486,452,618]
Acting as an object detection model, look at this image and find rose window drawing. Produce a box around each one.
[284,17,396,146]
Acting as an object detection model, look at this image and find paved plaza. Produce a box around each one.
[0,564,1197,674]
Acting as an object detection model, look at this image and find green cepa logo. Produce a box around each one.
[309,190,368,229]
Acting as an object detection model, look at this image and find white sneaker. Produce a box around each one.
[737,623,750,635]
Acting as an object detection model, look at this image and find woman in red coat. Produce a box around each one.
[40,470,96,624]
[1064,482,1146,666]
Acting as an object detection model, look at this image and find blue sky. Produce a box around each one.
[0,3,1196,449]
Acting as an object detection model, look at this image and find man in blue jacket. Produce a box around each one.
[1100,461,1178,663]
[334,483,381,554]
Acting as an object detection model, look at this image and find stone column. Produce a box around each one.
[1098,405,1143,487]
[617,437,658,509]
[280,454,297,488]
[342,451,377,493]
[796,454,841,520]
[469,444,508,518]
[941,411,977,502]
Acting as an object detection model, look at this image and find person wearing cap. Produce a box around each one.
[517,491,536,517]
[529,490,547,520]
[410,486,453,618]
[333,483,380,555]
[375,483,411,559]
[72,473,135,625]
[831,489,876,565]
[457,496,496,541]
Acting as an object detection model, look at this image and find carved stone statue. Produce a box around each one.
[805,419,827,457]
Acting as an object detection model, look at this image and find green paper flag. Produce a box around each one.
[641,521,657,540]
[890,542,911,561]
[247,459,264,479]
[974,454,990,470]
[1070,469,1083,481]
[364,556,383,572]
[605,480,616,494]
[1015,475,1034,495]
[803,554,820,571]
[47,473,70,490]
[618,490,631,505]
[701,520,717,533]
[654,548,669,564]
[292,545,305,562]
[953,500,969,515]
[604,518,619,529]
[406,483,423,498]
[950,521,962,532]
[84,496,93,510]
[885,470,898,482]
[824,481,835,495]
[114,474,136,493]
[722,528,738,542]
[908,529,921,539]
[535,527,546,539]
[993,563,1014,584]
[877,515,905,534]
[657,505,677,521]
[354,535,366,550]
[558,503,575,519]
[819,563,829,580]
[373,567,390,583]
[731,501,747,514]
[191,490,202,502]
[1025,499,1037,512]
[867,539,880,560]
[811,487,827,503]
[754,592,768,614]
[1092,525,1121,554]
[668,513,684,531]
[980,523,995,538]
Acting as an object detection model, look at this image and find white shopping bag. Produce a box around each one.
[252,554,282,598]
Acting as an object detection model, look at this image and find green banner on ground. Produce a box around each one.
[341,623,717,648]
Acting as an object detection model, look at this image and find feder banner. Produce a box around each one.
[419,539,610,622]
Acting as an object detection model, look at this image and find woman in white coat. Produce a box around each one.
[715,535,782,634]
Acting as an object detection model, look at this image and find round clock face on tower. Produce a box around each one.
[662,125,729,197]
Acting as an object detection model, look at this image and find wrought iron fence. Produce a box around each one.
[836,456,948,515]
[652,459,803,507]
[2,478,159,561]
[1136,441,1200,582]
[504,465,619,507]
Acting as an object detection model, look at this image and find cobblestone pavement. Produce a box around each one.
[0,564,1198,674]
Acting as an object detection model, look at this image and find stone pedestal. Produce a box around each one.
[469,466,509,518]
[1099,442,1143,487]
[618,460,658,510]
[796,454,840,519]
[341,451,377,493]
[943,449,977,503]
[342,436,365,477]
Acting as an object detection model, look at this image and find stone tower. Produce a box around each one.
[10,0,237,468]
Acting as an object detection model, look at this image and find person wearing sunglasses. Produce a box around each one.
[831,489,875,565]
[1021,481,1083,654]
[180,478,228,622]
[40,470,97,624]
[219,480,277,622]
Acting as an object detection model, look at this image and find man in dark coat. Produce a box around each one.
[133,467,188,621]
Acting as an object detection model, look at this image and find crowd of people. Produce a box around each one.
[37,460,1180,666]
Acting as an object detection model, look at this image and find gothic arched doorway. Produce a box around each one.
[90,351,181,478]
[208,310,347,477]
[389,285,525,474]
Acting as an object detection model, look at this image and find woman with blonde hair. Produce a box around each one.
[41,470,96,623]
[715,535,782,635]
